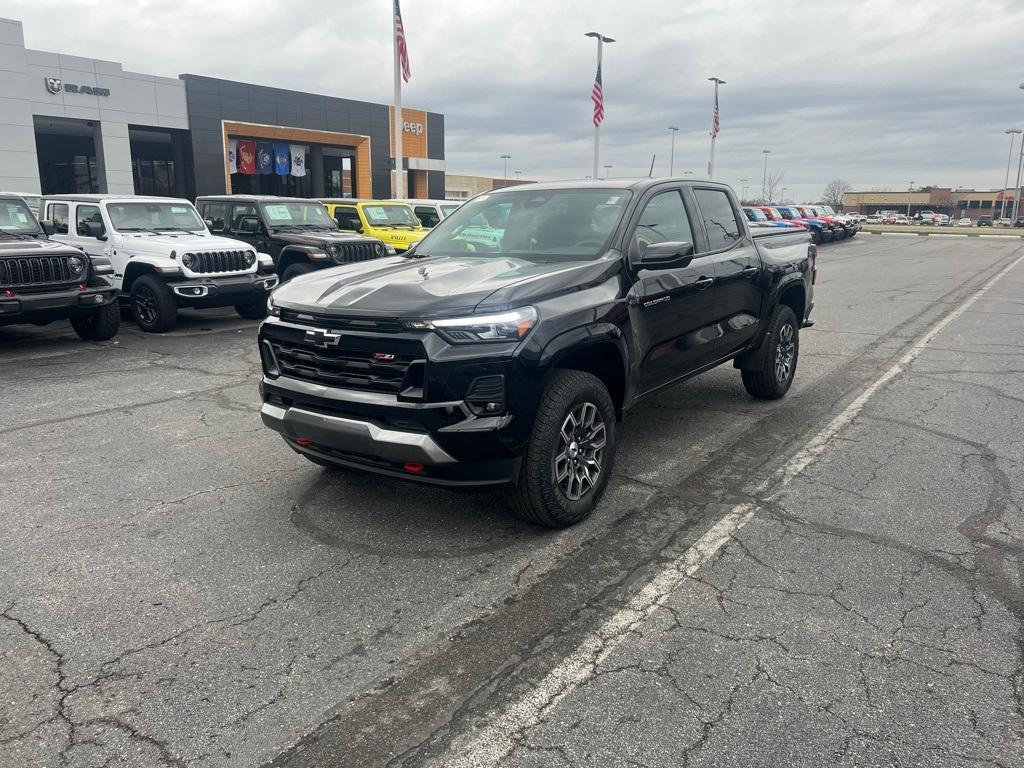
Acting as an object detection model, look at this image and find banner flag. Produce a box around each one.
[273,143,290,175]
[256,142,274,175]
[227,138,238,174]
[289,145,307,177]
[237,141,256,175]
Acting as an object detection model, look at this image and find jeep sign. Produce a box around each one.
[402,121,424,136]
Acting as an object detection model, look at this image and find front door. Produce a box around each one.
[628,188,719,394]
[690,187,763,356]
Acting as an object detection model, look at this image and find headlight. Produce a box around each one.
[182,253,196,269]
[243,251,256,267]
[325,244,339,257]
[68,256,85,274]
[267,294,280,317]
[411,306,537,343]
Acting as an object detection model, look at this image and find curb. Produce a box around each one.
[861,230,1024,239]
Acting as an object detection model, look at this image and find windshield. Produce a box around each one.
[745,208,768,222]
[107,202,205,232]
[260,201,336,229]
[361,204,420,227]
[416,188,632,260]
[771,208,791,219]
[440,204,460,218]
[0,199,40,234]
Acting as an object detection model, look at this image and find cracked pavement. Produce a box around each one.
[1,236,1022,767]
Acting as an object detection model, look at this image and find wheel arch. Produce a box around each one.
[540,326,630,420]
[122,261,158,292]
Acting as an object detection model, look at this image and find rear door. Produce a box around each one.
[627,186,719,393]
[690,187,763,356]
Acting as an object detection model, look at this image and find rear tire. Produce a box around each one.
[235,300,269,320]
[70,303,120,341]
[281,262,315,283]
[510,370,616,528]
[130,275,177,333]
[742,305,799,400]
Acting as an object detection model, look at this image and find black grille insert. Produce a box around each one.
[335,241,385,263]
[0,256,77,289]
[185,250,249,274]
[269,339,416,393]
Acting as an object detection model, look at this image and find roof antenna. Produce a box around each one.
[648,154,656,178]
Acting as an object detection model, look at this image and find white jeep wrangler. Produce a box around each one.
[41,195,277,332]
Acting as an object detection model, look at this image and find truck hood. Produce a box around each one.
[271,253,621,318]
[272,230,374,248]
[0,237,81,256]
[117,231,253,256]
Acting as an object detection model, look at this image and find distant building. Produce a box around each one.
[842,188,1019,221]
[445,174,533,200]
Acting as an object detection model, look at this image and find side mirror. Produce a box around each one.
[39,220,55,236]
[239,216,260,234]
[86,221,106,240]
[634,241,694,268]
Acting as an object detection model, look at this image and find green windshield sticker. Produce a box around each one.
[264,205,293,221]
[170,206,190,214]
[364,206,389,222]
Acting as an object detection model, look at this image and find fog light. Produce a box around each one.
[93,295,104,303]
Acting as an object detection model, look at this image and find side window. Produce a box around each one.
[633,190,694,254]
[75,205,101,236]
[693,189,742,251]
[229,204,257,232]
[334,207,361,231]
[203,203,227,232]
[414,206,439,228]
[49,203,69,234]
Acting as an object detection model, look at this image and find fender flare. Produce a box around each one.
[276,245,327,271]
[734,276,806,371]
[536,323,634,413]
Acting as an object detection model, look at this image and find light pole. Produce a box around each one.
[1001,129,1022,221]
[668,126,679,176]
[1014,82,1024,221]
[781,186,787,204]
[707,77,725,178]
[740,178,749,202]
[603,163,613,179]
[500,154,511,180]
[514,170,522,180]
[907,181,914,218]
[586,32,614,181]
[761,150,771,203]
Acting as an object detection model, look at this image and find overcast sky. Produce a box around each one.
[8,0,1024,201]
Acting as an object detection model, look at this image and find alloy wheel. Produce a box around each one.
[775,323,796,383]
[554,401,607,501]
[134,286,158,325]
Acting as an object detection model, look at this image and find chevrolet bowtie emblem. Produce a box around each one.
[305,328,341,347]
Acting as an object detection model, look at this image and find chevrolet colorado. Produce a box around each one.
[258,179,815,527]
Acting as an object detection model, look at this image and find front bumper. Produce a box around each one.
[167,273,278,308]
[260,373,522,488]
[0,284,118,325]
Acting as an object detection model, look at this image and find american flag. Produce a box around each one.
[395,0,411,83]
[591,63,604,127]
[710,88,720,139]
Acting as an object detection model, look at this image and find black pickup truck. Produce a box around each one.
[195,196,388,283]
[0,193,119,341]
[258,179,815,527]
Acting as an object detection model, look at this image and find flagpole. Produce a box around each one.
[393,4,404,200]
[708,76,725,178]
[586,32,614,180]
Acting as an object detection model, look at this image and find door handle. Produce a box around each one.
[695,276,714,289]
[741,265,759,277]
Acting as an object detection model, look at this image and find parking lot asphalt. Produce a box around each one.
[2,235,1022,768]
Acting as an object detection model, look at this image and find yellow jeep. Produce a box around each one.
[320,200,428,253]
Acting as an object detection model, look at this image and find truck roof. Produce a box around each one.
[40,194,190,205]
[196,195,316,203]
[486,177,728,194]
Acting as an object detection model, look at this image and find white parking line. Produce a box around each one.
[443,251,1024,768]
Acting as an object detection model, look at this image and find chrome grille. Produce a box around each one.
[186,250,249,274]
[0,256,76,289]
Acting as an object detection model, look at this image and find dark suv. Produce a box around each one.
[195,196,387,282]
[0,193,119,341]
[977,215,993,227]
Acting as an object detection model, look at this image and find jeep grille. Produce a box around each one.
[186,250,249,273]
[0,256,77,290]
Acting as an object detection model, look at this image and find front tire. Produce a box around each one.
[742,305,799,400]
[70,303,120,341]
[130,275,177,333]
[510,370,616,528]
[281,262,315,283]
[235,300,269,320]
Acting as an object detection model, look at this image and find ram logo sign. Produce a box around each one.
[45,76,111,97]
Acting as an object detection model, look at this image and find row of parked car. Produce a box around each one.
[0,192,459,340]
[865,210,1024,227]
[742,204,860,245]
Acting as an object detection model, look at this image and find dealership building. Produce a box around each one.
[842,188,1019,221]
[0,17,445,201]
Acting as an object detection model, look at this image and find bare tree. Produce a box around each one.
[821,179,852,209]
[763,170,785,205]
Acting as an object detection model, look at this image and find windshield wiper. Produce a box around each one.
[155,226,202,232]
[116,227,163,235]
